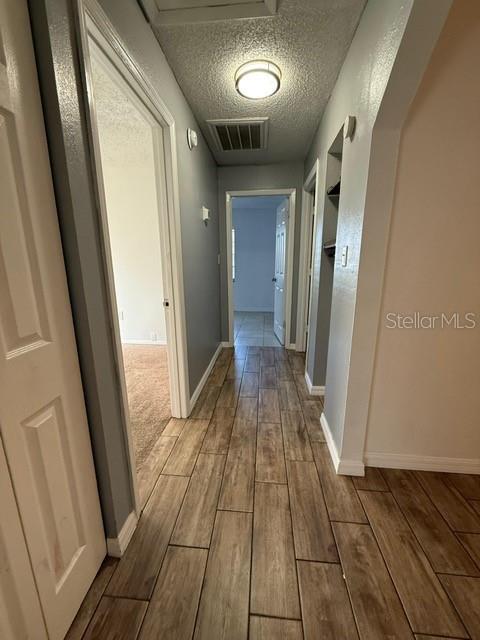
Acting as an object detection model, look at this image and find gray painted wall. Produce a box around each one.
[93,0,221,394]
[29,0,220,537]
[233,200,278,313]
[304,0,452,466]
[218,163,304,343]
[29,0,133,538]
[93,0,220,394]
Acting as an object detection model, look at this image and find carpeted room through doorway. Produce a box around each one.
[122,344,171,471]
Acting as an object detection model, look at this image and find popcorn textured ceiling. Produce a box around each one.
[150,0,366,165]
[92,58,153,167]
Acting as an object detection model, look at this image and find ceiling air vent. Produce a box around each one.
[207,118,269,152]
[151,1,278,25]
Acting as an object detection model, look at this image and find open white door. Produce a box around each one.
[273,199,288,345]
[0,1,105,638]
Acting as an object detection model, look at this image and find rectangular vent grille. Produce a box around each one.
[207,118,268,152]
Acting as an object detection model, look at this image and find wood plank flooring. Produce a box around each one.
[68,346,480,640]
[251,482,300,619]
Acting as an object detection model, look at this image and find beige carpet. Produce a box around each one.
[122,344,171,471]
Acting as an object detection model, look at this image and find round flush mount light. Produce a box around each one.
[235,60,281,100]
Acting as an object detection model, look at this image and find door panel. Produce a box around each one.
[273,200,288,345]
[0,437,47,640]
[0,1,105,638]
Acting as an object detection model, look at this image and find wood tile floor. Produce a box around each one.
[67,346,480,640]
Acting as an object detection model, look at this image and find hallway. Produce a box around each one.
[4,1,480,638]
[68,346,480,640]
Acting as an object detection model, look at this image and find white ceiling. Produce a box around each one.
[143,0,366,165]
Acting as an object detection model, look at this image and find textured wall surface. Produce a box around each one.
[304,0,452,467]
[29,0,221,537]
[305,0,415,394]
[365,0,480,463]
[153,0,366,165]
[96,0,221,397]
[28,0,134,537]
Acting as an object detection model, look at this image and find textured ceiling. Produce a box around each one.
[149,0,366,165]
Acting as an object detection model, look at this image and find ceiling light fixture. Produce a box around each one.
[235,60,281,100]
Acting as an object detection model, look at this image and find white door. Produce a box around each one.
[0,1,106,639]
[0,437,47,640]
[273,199,288,344]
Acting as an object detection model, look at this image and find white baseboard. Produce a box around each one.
[106,511,137,558]
[189,342,223,413]
[286,342,297,351]
[319,413,479,476]
[122,339,167,346]
[320,412,365,476]
[295,337,307,352]
[221,341,233,348]
[304,371,325,397]
[320,412,340,469]
[364,452,480,475]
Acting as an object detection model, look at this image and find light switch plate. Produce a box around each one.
[187,128,198,149]
[343,115,356,141]
[341,245,348,267]
[202,206,210,222]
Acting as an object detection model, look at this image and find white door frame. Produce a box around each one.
[225,189,296,348]
[76,0,190,515]
[296,159,320,353]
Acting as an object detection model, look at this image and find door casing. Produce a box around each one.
[296,159,320,354]
[76,0,190,517]
[273,199,289,344]
[225,189,296,348]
